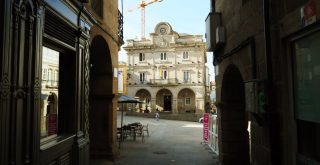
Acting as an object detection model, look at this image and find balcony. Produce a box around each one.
[43,80,59,89]
[150,78,178,86]
[118,10,124,41]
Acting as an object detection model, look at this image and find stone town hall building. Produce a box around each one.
[124,22,207,115]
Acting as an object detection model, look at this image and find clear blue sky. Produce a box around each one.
[118,0,215,80]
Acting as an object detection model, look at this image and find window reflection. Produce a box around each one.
[41,47,60,139]
[293,31,320,162]
[294,31,320,122]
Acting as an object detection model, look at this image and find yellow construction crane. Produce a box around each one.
[128,0,163,39]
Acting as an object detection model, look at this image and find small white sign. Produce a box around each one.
[114,68,118,78]
[118,71,124,93]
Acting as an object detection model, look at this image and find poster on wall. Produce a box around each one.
[118,70,124,93]
[203,113,209,142]
[301,0,316,27]
[47,114,58,136]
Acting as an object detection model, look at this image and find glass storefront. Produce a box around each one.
[293,31,320,123]
[41,47,60,139]
[293,30,320,163]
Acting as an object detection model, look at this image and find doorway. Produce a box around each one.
[163,95,172,112]
[219,64,250,164]
[156,88,173,112]
[89,35,113,158]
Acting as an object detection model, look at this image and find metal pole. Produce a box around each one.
[121,0,123,15]
[119,103,124,149]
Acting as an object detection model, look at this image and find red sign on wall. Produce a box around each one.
[301,0,317,26]
[48,114,58,136]
[203,113,209,141]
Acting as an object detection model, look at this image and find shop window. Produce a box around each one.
[293,30,320,123]
[41,47,60,139]
[40,46,76,142]
[293,30,320,163]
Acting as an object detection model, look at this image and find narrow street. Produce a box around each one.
[91,113,218,165]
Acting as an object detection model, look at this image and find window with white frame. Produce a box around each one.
[139,53,145,61]
[160,52,167,60]
[183,51,189,59]
[42,68,48,81]
[54,70,59,86]
[48,69,53,86]
[139,72,145,83]
[185,97,191,105]
[183,71,190,82]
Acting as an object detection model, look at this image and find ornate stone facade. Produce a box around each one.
[124,22,207,115]
[0,0,122,164]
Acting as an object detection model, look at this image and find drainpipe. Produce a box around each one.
[210,0,215,12]
[263,0,280,164]
[263,0,272,86]
[121,0,124,17]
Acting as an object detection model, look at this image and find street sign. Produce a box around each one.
[203,113,209,141]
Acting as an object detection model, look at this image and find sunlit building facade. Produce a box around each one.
[124,22,207,115]
[118,61,128,95]
[40,47,60,138]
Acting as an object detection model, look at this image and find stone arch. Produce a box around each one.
[156,88,173,112]
[89,35,113,157]
[135,89,151,112]
[154,22,173,34]
[177,88,196,113]
[219,64,250,164]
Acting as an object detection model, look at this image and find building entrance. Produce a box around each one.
[89,35,114,158]
[220,64,250,164]
[163,95,172,112]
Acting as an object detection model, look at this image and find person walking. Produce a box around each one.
[155,111,160,121]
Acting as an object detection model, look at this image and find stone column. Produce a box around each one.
[172,97,178,114]
[151,98,156,113]
[195,98,204,114]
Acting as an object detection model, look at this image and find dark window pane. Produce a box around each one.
[297,120,320,162]
[285,0,308,13]
[293,31,320,123]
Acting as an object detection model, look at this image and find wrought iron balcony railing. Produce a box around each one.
[150,78,178,85]
[118,10,123,40]
[42,80,59,88]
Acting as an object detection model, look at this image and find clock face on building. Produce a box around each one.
[160,27,166,34]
